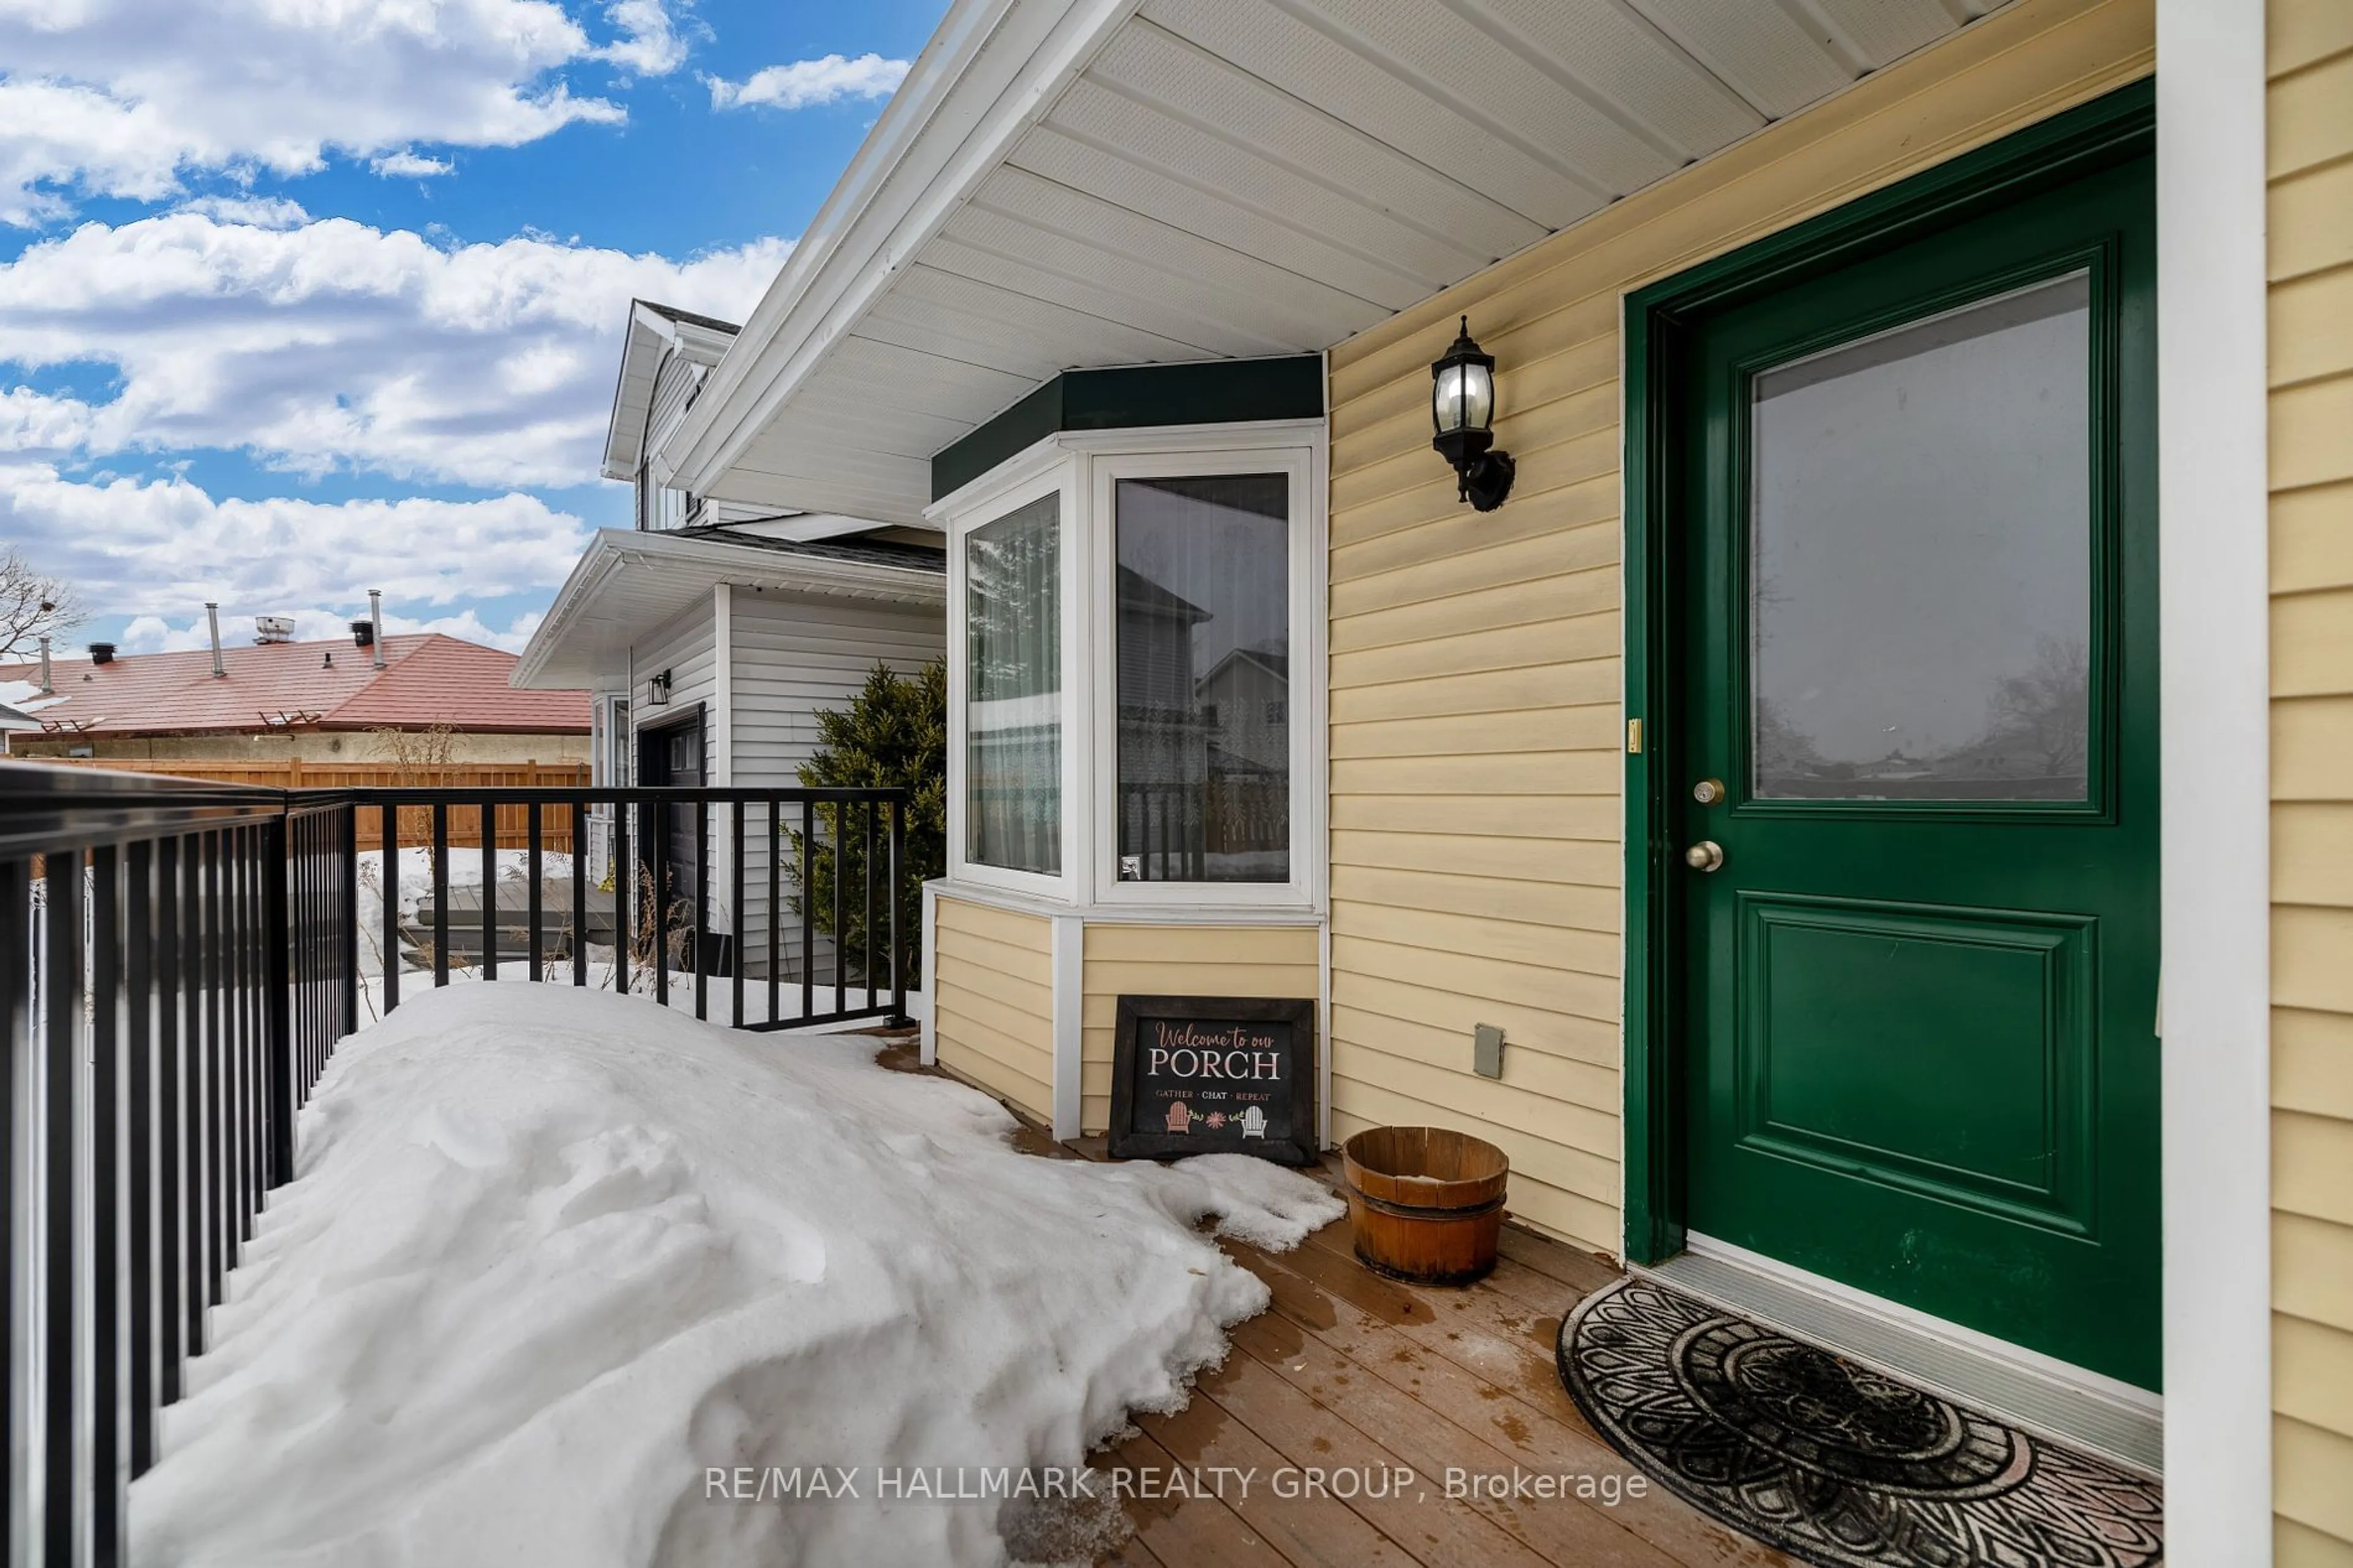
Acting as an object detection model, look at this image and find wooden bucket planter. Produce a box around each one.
[1341,1126,1509,1286]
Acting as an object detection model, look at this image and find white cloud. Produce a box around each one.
[0,0,692,224]
[119,605,546,656]
[369,150,455,180]
[596,0,686,77]
[0,210,792,487]
[172,194,310,228]
[707,53,907,112]
[0,384,95,451]
[1,460,593,646]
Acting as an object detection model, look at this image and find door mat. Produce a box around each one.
[1557,1278,2164,1568]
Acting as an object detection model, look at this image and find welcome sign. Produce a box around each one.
[1108,996,1317,1166]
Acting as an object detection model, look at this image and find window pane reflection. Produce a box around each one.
[1750,273,2093,801]
[1115,474,1290,882]
[966,493,1061,873]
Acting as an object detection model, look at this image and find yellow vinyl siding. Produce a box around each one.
[1078,923,1318,1135]
[1323,0,2154,1255]
[2270,1,2353,1558]
[931,894,1053,1122]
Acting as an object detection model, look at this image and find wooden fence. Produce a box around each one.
[9,758,593,849]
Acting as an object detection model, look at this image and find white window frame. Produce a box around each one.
[1085,435,1323,912]
[933,417,1327,918]
[944,454,1082,901]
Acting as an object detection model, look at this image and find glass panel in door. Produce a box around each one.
[1749,273,2092,801]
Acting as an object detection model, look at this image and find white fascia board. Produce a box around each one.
[606,304,746,482]
[630,531,948,606]
[660,0,1142,498]
[601,308,679,481]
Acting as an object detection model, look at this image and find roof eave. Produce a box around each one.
[659,0,1140,499]
[512,529,946,691]
[513,532,634,690]
[602,301,744,482]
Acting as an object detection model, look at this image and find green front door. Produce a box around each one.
[1670,148,2158,1388]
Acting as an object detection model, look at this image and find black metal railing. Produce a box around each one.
[1,765,911,1565]
[360,786,909,1031]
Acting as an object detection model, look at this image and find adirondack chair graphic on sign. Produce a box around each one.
[1164,1100,1192,1134]
[1240,1105,1268,1140]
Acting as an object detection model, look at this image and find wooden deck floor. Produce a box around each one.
[862,1044,1789,1567]
[1083,1156,1794,1568]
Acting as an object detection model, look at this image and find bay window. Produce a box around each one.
[942,425,1322,912]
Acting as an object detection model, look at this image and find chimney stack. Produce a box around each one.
[206,602,225,678]
[37,635,52,694]
[368,589,386,669]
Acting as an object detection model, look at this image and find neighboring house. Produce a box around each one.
[575,1,2340,1558]
[1193,647,1287,775]
[511,298,947,977]
[0,699,36,755]
[0,628,589,763]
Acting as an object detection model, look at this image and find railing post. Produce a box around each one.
[340,800,359,1038]
[263,809,295,1189]
[0,855,25,1552]
[44,844,83,1566]
[890,798,907,1026]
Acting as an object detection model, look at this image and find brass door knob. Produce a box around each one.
[1684,839,1725,873]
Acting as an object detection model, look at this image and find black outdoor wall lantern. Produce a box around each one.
[1430,316,1515,512]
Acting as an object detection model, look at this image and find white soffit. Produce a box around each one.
[668,0,2009,526]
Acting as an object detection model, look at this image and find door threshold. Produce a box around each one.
[1639,1233,2162,1477]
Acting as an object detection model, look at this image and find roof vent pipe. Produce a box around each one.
[368,588,386,669]
[88,642,115,666]
[37,635,52,694]
[206,602,225,678]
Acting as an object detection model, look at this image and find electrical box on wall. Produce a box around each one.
[1472,1023,1504,1080]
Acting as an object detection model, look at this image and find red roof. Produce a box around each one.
[0,634,589,737]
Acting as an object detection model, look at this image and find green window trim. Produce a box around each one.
[931,355,1324,503]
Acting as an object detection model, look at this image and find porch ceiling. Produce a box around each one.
[665,0,2010,526]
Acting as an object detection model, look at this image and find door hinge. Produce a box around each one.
[1626,718,1643,755]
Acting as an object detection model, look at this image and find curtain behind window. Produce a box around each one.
[966,493,1061,874]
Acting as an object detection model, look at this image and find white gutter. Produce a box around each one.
[659,0,1142,498]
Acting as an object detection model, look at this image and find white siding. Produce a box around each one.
[729,591,945,784]
[702,498,790,528]
[727,589,945,987]
[646,352,707,466]
[613,597,727,966]
[633,595,718,782]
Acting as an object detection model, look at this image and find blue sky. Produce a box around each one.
[0,0,949,657]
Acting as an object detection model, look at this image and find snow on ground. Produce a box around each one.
[353,847,576,977]
[129,985,1343,1568]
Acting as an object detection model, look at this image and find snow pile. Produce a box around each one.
[130,985,1343,1568]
